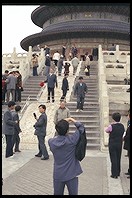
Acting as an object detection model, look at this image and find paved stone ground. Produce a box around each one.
[2,148,130,195]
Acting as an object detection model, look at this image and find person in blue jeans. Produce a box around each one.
[48,117,85,195]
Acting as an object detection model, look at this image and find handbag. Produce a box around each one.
[39,81,45,87]
[84,68,88,72]
[75,128,87,161]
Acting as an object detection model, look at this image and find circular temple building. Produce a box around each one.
[20,3,130,58]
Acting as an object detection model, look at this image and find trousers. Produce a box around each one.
[54,177,78,195]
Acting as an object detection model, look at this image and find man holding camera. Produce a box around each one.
[33,104,49,160]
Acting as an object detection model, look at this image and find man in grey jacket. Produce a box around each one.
[74,76,88,112]
[33,104,49,160]
[2,101,18,158]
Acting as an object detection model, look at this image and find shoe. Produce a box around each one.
[41,157,49,160]
[76,109,80,112]
[15,150,21,152]
[127,176,130,179]
[35,154,42,157]
[110,175,118,179]
[125,172,130,175]
[80,109,83,112]
[46,100,50,103]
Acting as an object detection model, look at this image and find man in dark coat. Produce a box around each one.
[33,104,49,160]
[74,76,88,112]
[2,101,18,158]
[61,74,69,99]
[12,105,22,152]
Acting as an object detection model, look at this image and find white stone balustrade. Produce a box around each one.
[2,46,46,82]
[98,45,109,150]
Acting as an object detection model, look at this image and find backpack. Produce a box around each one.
[75,128,87,161]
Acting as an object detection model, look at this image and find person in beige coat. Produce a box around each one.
[54,99,71,135]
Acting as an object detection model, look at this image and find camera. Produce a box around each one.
[33,113,37,119]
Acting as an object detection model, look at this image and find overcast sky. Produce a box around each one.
[2,5,42,53]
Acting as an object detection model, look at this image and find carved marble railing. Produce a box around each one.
[98,44,130,150]
[2,46,46,84]
[98,45,109,150]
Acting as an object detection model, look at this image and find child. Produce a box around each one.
[64,62,70,76]
[105,112,125,178]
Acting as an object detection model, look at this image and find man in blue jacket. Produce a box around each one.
[48,117,85,195]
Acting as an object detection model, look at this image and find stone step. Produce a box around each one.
[69,125,100,130]
[68,102,99,106]
[22,90,41,95]
[86,143,100,150]
[70,115,99,120]
[70,111,99,115]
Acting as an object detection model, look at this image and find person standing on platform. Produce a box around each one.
[48,117,84,195]
[12,105,22,152]
[105,112,125,178]
[74,76,88,112]
[2,101,18,158]
[123,111,130,178]
[33,104,49,160]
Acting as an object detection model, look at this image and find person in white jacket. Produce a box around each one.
[53,51,61,66]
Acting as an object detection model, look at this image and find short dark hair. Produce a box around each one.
[8,101,16,107]
[79,76,83,80]
[5,70,9,73]
[15,105,21,112]
[55,119,69,136]
[39,104,46,110]
[112,112,121,122]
